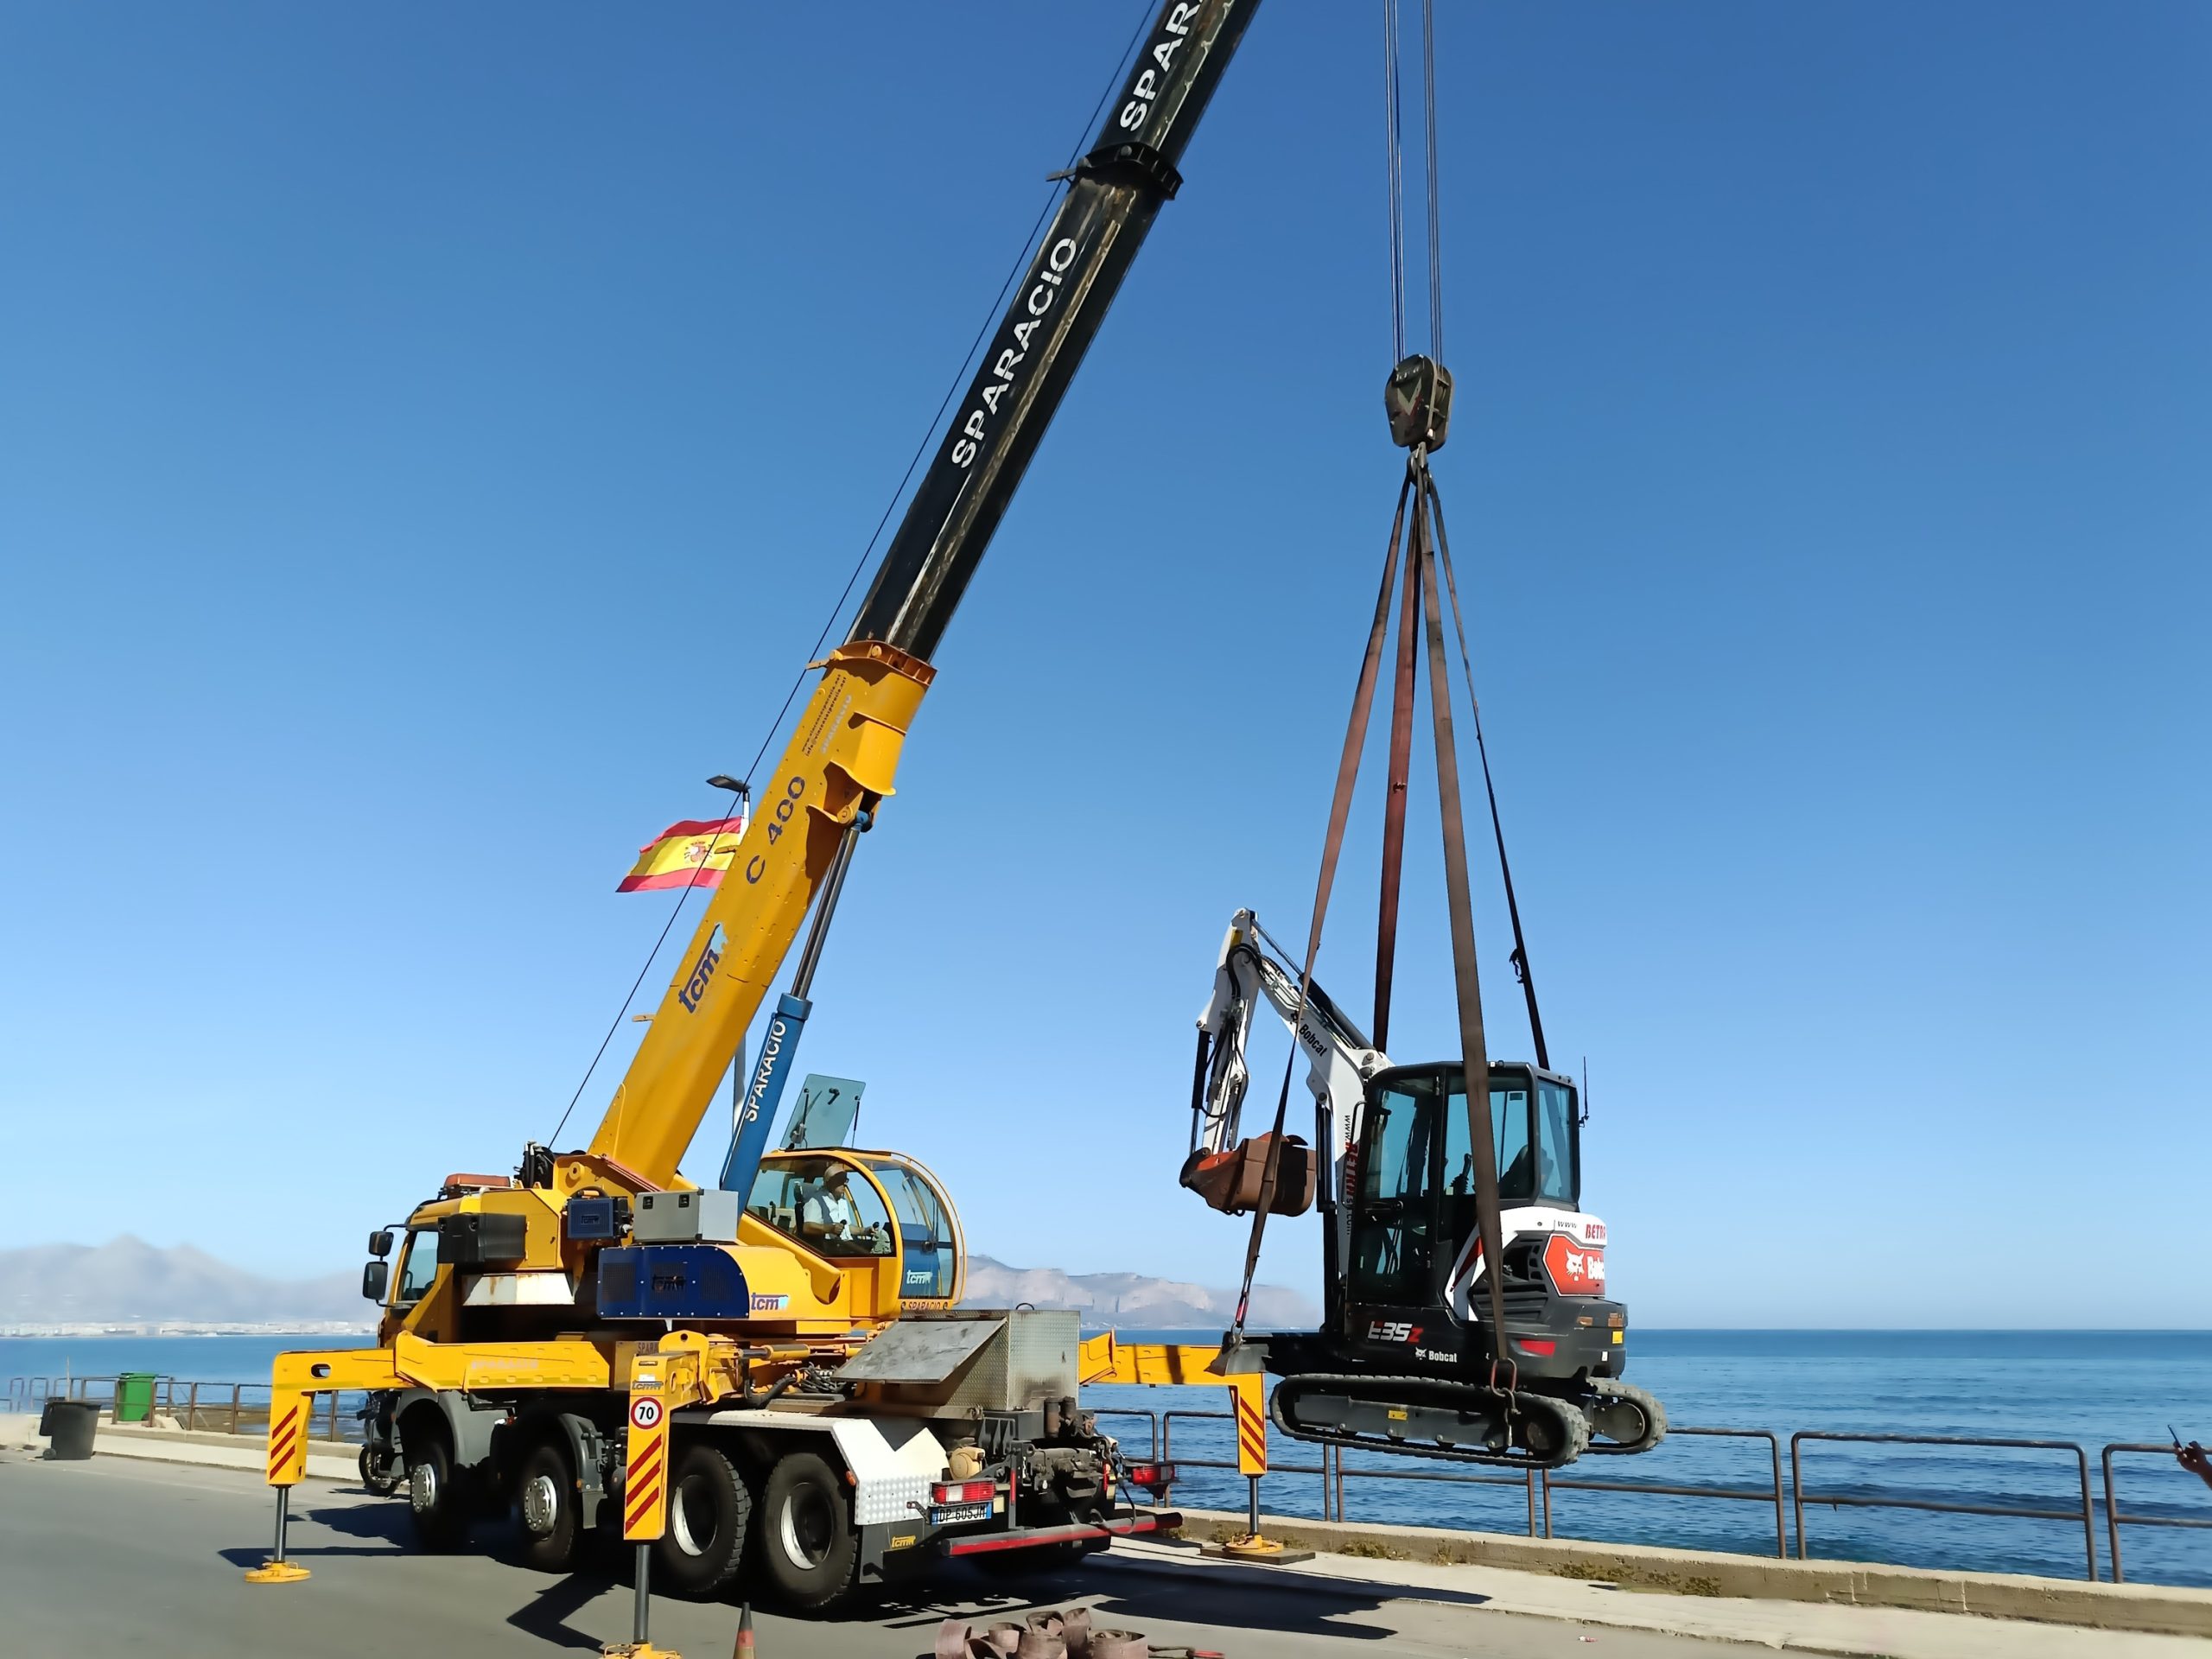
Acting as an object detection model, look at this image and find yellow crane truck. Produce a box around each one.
[256,0,1256,1616]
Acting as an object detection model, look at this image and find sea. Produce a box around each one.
[7,1329,2209,1590]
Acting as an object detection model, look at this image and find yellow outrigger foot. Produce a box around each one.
[244,1560,311,1584]
[1217,1531,1287,1558]
[598,1645,682,1658]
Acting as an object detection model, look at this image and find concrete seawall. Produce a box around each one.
[1170,1505,2212,1639]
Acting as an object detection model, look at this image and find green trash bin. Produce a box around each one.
[115,1372,157,1423]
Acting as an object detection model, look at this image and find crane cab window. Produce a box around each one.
[863,1157,957,1301]
[746,1157,894,1258]
[394,1229,441,1306]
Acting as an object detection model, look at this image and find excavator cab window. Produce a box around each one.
[1349,1063,1581,1306]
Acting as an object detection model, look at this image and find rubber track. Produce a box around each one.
[1580,1377,1669,1456]
[1269,1373,1592,1471]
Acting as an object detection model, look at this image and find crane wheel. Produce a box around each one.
[404,1433,469,1552]
[654,1440,751,1598]
[756,1449,860,1611]
[517,1439,583,1573]
[358,1445,401,1497]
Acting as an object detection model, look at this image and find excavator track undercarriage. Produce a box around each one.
[1269,1372,1592,1471]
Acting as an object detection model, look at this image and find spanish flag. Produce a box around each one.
[616,816,750,893]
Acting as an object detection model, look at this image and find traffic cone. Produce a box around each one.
[731,1602,754,1659]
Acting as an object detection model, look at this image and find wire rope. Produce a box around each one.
[545,3,1156,1149]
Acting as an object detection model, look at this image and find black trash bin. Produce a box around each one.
[39,1399,99,1459]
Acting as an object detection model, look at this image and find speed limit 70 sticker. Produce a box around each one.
[623,1367,669,1541]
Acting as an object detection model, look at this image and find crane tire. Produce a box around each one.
[756,1450,860,1611]
[655,1440,751,1597]
[517,1438,583,1573]
[358,1445,401,1497]
[404,1433,469,1552]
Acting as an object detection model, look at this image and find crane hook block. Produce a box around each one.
[1385,354,1452,451]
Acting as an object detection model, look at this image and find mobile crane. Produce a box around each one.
[1186,909,1665,1467]
[258,0,1258,1614]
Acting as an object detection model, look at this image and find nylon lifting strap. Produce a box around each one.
[1412,483,1514,1378]
[1372,456,1424,1053]
[1229,466,1417,1336]
[1423,470,1548,1070]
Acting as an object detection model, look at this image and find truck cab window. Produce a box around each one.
[395,1229,441,1304]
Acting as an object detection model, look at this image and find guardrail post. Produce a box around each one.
[188,1381,200,1432]
[231,1383,242,1435]
[1765,1431,1787,1559]
[1790,1433,1807,1560]
[2071,1444,2096,1582]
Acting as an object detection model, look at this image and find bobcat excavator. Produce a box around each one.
[1185,908,1665,1468]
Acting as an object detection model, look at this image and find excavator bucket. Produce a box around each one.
[1179,1133,1316,1217]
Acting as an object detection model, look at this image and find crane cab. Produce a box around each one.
[744,1147,966,1311]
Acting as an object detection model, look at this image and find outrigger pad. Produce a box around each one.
[1179,1134,1316,1217]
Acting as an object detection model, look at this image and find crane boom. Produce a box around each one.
[588,0,1259,1189]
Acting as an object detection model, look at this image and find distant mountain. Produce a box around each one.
[0,1237,364,1330]
[0,1237,1319,1336]
[963,1255,1318,1331]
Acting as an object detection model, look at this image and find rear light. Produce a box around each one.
[1513,1338,1557,1357]
[931,1479,995,1505]
[1122,1462,1175,1495]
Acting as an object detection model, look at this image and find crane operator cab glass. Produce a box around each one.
[747,1150,966,1307]
[1347,1062,1580,1308]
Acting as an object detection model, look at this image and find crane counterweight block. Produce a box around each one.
[583,643,933,1191]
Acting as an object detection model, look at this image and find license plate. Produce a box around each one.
[929,1501,993,1526]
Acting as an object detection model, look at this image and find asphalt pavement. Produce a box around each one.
[0,1447,1729,1659]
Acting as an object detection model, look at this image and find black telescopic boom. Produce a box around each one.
[846,0,1259,660]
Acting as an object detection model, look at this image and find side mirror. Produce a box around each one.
[368,1230,394,1258]
[361,1260,390,1302]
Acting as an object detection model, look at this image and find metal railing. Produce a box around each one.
[16,1372,2211,1586]
[5,1375,360,1444]
[2101,1442,2212,1584]
[1544,1427,1789,1557]
[1791,1431,2098,1581]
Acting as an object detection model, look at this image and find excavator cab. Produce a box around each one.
[1262,1058,1660,1468]
[1343,1060,1581,1310]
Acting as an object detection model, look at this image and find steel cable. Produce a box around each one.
[547,3,1158,1149]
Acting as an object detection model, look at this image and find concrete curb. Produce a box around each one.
[1166,1506,2212,1640]
[0,1416,360,1484]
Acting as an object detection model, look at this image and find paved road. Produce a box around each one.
[0,1449,1731,1658]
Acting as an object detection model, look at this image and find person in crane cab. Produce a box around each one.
[798,1167,857,1242]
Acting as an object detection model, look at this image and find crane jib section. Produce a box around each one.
[582,0,1261,1188]
[846,0,1258,659]
[588,644,931,1188]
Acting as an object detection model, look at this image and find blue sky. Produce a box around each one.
[2,3,2206,1327]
